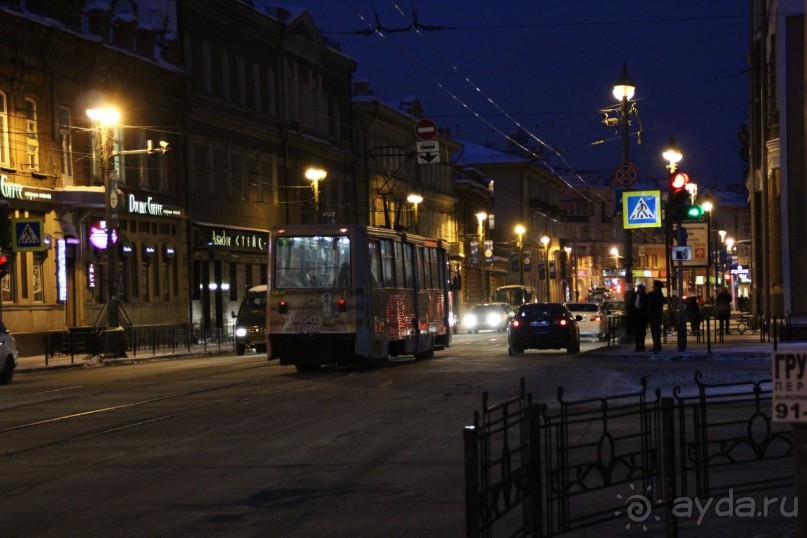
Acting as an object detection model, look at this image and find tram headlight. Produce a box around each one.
[235,327,247,338]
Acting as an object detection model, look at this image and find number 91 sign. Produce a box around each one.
[773,350,807,422]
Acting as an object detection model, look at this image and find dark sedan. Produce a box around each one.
[507,302,581,355]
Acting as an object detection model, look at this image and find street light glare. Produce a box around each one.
[407,193,423,204]
[514,224,525,236]
[304,167,327,181]
[86,107,120,125]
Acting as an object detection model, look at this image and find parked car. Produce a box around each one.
[507,303,581,355]
[565,302,607,341]
[463,303,515,333]
[0,322,19,384]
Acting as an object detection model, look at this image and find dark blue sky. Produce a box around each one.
[292,1,750,189]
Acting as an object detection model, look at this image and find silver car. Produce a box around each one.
[564,302,607,341]
[0,323,19,384]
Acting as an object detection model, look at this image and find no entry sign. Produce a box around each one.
[415,118,438,141]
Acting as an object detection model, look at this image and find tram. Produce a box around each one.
[266,224,453,371]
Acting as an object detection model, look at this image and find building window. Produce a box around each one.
[252,62,261,112]
[202,40,213,95]
[58,106,73,180]
[141,262,150,301]
[237,56,246,106]
[25,98,39,170]
[221,49,230,101]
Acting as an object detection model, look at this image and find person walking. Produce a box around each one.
[646,280,665,352]
[716,287,732,335]
[628,283,648,351]
[685,296,702,338]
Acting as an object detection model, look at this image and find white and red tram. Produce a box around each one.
[266,224,453,371]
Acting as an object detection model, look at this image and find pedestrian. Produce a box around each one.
[646,280,665,352]
[685,296,702,337]
[628,283,648,351]
[716,286,732,335]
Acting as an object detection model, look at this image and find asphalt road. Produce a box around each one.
[0,333,776,537]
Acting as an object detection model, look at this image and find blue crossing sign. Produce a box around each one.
[12,217,45,252]
[622,190,662,229]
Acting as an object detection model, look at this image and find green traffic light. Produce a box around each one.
[686,205,704,218]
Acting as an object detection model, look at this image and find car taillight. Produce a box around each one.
[278,300,288,314]
[337,298,347,312]
[559,318,568,326]
[511,320,520,328]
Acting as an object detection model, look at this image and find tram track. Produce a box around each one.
[0,359,335,459]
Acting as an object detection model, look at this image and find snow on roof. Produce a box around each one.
[453,139,525,165]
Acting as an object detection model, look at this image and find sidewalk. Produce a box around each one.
[582,334,789,362]
[15,341,237,373]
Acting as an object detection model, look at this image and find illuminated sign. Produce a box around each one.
[202,227,267,252]
[87,263,96,288]
[56,239,67,301]
[89,220,117,249]
[127,194,183,217]
[0,174,53,202]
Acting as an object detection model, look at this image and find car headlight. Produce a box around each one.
[235,327,247,338]
[464,314,478,328]
[486,312,502,326]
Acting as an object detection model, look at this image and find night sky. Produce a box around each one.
[280,1,751,189]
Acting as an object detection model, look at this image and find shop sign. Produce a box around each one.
[56,239,67,301]
[89,220,117,249]
[127,194,183,217]
[87,262,96,289]
[202,227,267,252]
[0,174,53,202]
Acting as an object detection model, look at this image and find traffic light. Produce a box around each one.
[668,171,694,221]
[0,253,11,279]
[681,204,704,219]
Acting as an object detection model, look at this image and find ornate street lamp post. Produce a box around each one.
[305,167,327,223]
[515,224,525,285]
[541,235,550,301]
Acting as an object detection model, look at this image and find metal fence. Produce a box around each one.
[43,324,236,364]
[464,373,793,537]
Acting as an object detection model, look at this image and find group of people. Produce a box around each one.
[626,282,735,351]
[626,280,666,352]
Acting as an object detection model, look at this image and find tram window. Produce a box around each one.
[403,243,415,289]
[381,240,394,288]
[416,246,426,290]
[423,248,433,289]
[369,240,382,287]
[274,235,350,289]
[393,242,405,288]
[428,248,440,289]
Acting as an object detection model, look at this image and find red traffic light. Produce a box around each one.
[670,172,689,190]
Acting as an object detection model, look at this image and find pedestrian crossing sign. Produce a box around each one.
[622,190,662,229]
[12,217,45,252]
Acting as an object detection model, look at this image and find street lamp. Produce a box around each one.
[701,200,714,301]
[564,245,572,301]
[305,167,327,222]
[407,193,423,232]
[515,224,525,285]
[87,107,121,330]
[541,235,550,301]
[725,236,735,309]
[612,63,636,289]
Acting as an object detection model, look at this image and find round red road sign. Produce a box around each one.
[414,118,438,140]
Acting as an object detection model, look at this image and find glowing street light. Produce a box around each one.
[407,193,423,231]
[541,235,551,301]
[305,167,327,222]
[87,106,121,330]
